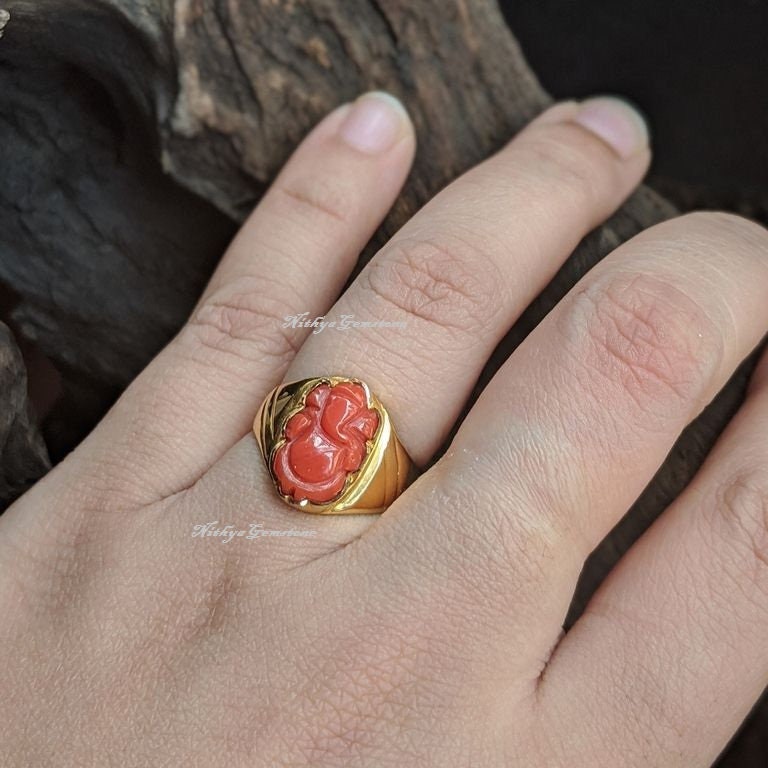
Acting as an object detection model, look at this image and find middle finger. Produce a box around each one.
[184,97,649,560]
[286,97,650,466]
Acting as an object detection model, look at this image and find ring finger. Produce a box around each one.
[201,97,652,542]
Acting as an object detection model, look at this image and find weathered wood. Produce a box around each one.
[0,0,676,465]
[0,323,49,503]
[0,1,763,761]
[0,0,675,397]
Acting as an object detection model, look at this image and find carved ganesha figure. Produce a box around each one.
[272,382,380,504]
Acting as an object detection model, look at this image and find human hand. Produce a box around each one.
[2,91,767,767]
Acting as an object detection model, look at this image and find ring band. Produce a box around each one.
[254,376,415,514]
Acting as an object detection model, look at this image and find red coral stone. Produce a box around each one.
[272,382,379,504]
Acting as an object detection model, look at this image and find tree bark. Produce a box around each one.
[0,1,763,762]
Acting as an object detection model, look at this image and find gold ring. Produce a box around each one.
[254,376,415,514]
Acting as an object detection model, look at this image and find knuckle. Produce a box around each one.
[274,176,351,225]
[522,125,621,205]
[710,468,768,582]
[560,271,723,415]
[185,284,298,368]
[361,236,503,336]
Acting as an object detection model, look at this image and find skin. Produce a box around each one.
[1,92,767,767]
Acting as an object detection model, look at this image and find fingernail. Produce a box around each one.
[338,91,410,154]
[573,96,650,159]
